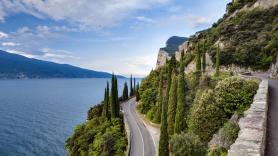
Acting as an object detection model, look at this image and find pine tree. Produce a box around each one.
[156,71,164,122]
[196,43,202,72]
[202,40,206,73]
[130,75,133,96]
[174,64,187,134]
[215,44,220,77]
[110,74,116,118]
[159,97,169,156]
[102,88,108,118]
[167,72,177,136]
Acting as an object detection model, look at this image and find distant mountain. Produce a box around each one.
[0,50,123,79]
[160,36,188,55]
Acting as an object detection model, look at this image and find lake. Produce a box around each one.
[0,78,138,156]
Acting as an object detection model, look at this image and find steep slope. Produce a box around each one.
[0,50,122,79]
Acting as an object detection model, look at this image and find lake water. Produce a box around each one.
[0,78,137,156]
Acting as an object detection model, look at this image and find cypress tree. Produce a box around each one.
[156,71,164,122]
[202,40,206,73]
[106,81,110,119]
[136,82,140,102]
[174,64,187,134]
[102,88,108,118]
[130,75,133,96]
[133,77,136,95]
[159,97,169,156]
[167,72,177,136]
[196,43,201,72]
[122,82,128,101]
[114,76,120,117]
[216,44,220,77]
[110,74,116,118]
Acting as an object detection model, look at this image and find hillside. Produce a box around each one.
[0,50,122,79]
[138,0,278,156]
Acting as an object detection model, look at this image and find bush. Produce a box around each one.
[170,132,206,156]
[207,146,227,156]
[223,122,240,144]
[214,77,258,116]
[187,89,226,142]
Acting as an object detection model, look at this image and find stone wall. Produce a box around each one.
[228,80,269,156]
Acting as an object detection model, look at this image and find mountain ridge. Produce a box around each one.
[0,50,124,79]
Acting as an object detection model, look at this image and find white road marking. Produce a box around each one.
[128,100,145,156]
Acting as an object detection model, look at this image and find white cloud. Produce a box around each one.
[185,15,211,28]
[136,16,155,23]
[17,26,30,34]
[0,32,8,38]
[6,49,36,58]
[2,42,20,46]
[0,0,169,29]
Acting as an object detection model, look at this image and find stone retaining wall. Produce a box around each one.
[228,80,269,156]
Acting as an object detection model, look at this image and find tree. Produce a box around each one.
[133,77,136,95]
[110,74,117,118]
[170,132,206,156]
[114,76,120,117]
[122,82,128,101]
[156,71,164,122]
[215,44,220,76]
[187,89,226,142]
[130,75,134,96]
[102,82,110,119]
[196,43,202,73]
[202,40,207,73]
[174,64,187,134]
[167,73,177,136]
[159,97,169,156]
[136,82,140,102]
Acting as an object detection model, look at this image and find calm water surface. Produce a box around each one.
[0,78,135,156]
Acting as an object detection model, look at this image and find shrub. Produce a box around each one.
[214,77,258,116]
[207,146,227,156]
[223,122,240,144]
[187,89,226,142]
[170,132,206,156]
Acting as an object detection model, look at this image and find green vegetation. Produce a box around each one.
[187,89,226,142]
[214,77,258,116]
[215,44,220,77]
[170,132,206,156]
[174,63,187,134]
[167,73,178,136]
[130,75,134,97]
[122,82,128,101]
[66,74,131,156]
[159,97,169,156]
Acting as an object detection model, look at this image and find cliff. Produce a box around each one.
[155,0,278,77]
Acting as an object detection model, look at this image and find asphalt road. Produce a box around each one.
[122,98,156,156]
[266,79,278,156]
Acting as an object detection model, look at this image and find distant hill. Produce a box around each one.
[0,50,123,79]
[160,36,188,55]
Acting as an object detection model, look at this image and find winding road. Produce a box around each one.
[122,98,156,156]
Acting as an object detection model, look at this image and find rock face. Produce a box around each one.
[156,50,170,69]
[253,0,278,8]
[155,36,187,69]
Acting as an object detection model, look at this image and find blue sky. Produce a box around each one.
[0,0,231,77]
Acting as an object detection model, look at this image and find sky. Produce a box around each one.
[0,0,231,77]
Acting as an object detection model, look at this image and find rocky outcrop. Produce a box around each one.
[156,50,170,69]
[252,0,278,8]
[228,80,269,156]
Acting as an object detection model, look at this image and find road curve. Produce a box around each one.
[266,79,278,156]
[122,98,156,156]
